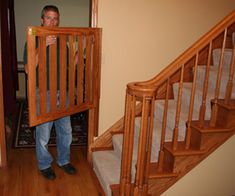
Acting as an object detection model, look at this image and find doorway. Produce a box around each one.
[0,0,98,167]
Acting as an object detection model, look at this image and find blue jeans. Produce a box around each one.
[36,91,72,170]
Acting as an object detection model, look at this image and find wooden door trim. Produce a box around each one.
[91,0,98,27]
[0,50,7,167]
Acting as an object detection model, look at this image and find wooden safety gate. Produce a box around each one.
[26,26,101,148]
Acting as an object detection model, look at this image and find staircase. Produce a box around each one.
[90,11,235,195]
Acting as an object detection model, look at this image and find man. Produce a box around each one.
[24,5,76,180]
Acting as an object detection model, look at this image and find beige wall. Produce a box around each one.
[162,135,235,196]
[97,0,235,134]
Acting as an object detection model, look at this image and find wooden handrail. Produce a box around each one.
[128,10,235,90]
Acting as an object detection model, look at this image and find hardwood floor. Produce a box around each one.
[0,146,100,196]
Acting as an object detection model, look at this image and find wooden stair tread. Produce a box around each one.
[213,99,235,109]
[149,163,178,179]
[149,172,178,179]
[111,130,124,135]
[164,142,206,156]
[91,146,113,152]
[111,184,138,196]
[191,120,234,133]
[110,184,120,196]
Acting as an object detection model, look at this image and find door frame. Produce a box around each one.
[91,0,98,27]
[0,49,7,167]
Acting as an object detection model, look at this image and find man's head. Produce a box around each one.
[41,5,60,27]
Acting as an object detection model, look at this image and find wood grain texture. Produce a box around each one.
[0,147,100,196]
[0,50,7,167]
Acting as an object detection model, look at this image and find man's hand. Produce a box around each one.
[24,64,28,74]
[46,35,57,46]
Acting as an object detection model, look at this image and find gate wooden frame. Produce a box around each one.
[27,27,101,160]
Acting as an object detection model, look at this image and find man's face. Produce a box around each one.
[41,10,59,27]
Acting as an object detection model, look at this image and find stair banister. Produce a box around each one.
[90,10,235,196]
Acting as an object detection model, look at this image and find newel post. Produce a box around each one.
[120,83,156,196]
[120,90,136,195]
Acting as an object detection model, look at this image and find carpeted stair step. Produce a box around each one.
[112,117,178,163]
[112,121,140,176]
[112,118,151,162]
[105,116,181,196]
[112,134,123,160]
[195,65,235,97]
[111,118,172,181]
[134,117,184,160]
[212,48,233,68]
[172,82,212,120]
[92,150,121,196]
[112,130,138,184]
[154,99,200,138]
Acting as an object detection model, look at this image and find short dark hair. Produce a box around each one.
[41,5,60,19]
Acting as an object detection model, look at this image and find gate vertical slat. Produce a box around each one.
[49,39,57,112]
[68,35,76,107]
[77,34,85,104]
[59,35,67,110]
[38,36,47,116]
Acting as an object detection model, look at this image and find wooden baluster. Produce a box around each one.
[172,65,184,150]
[157,79,170,172]
[134,97,151,196]
[120,92,135,196]
[59,35,67,110]
[225,47,235,104]
[143,96,155,194]
[125,94,136,195]
[199,42,212,126]
[185,53,199,149]
[210,29,227,127]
